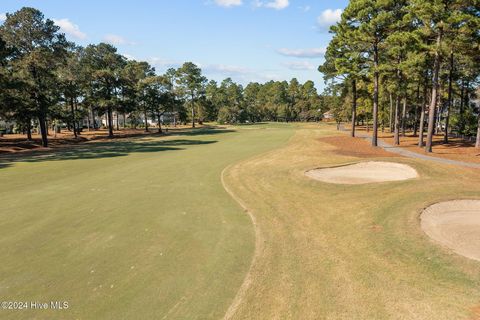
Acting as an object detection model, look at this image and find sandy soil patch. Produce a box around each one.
[306,161,418,184]
[421,200,480,261]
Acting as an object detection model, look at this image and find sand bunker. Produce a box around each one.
[421,200,480,261]
[305,161,418,184]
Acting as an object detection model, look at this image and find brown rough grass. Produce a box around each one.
[223,125,480,319]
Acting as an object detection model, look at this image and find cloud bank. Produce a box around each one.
[317,9,342,27]
[277,47,325,58]
[53,18,87,40]
[214,0,243,7]
[103,34,135,46]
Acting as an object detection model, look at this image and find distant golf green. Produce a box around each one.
[0,124,294,319]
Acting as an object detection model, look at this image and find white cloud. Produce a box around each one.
[53,18,87,40]
[265,0,289,10]
[204,63,282,83]
[103,34,135,46]
[300,6,311,12]
[214,0,243,7]
[254,0,289,10]
[147,57,182,69]
[122,53,135,60]
[0,13,6,22]
[317,9,342,27]
[205,64,251,75]
[281,61,316,71]
[277,47,325,58]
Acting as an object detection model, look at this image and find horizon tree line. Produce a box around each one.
[0,7,327,147]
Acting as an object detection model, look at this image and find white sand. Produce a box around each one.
[305,161,418,185]
[421,200,480,261]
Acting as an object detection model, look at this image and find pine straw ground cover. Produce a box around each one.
[346,125,480,164]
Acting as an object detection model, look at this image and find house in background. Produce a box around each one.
[0,117,16,134]
[323,110,334,121]
[99,111,179,129]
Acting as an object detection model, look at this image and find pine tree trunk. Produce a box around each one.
[74,98,80,135]
[413,84,420,136]
[31,67,48,147]
[26,121,32,141]
[389,92,394,133]
[418,83,428,147]
[418,105,426,147]
[87,112,91,131]
[191,92,196,128]
[476,114,480,148]
[444,51,454,144]
[144,108,149,132]
[459,81,465,134]
[38,114,48,147]
[351,79,357,137]
[394,95,401,145]
[435,93,443,135]
[158,111,162,133]
[70,97,77,138]
[107,107,114,138]
[91,107,96,130]
[372,42,379,146]
[425,29,443,153]
[401,98,407,137]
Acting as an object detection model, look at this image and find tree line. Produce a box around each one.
[319,0,480,152]
[0,7,325,147]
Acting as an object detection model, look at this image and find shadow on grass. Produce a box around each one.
[234,122,268,126]
[0,162,12,169]
[0,138,218,168]
[431,140,475,149]
[173,126,236,136]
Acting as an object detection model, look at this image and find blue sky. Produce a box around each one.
[1,0,349,90]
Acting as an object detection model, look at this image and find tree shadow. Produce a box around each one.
[0,162,12,169]
[0,139,217,168]
[431,140,475,149]
[235,122,268,126]
[173,127,236,136]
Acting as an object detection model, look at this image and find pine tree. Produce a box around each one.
[0,7,69,147]
[340,0,393,146]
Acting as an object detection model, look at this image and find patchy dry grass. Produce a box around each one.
[2,122,480,319]
[224,123,480,319]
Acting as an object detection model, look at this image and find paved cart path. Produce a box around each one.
[342,126,480,169]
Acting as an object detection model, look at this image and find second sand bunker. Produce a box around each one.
[421,200,480,261]
[306,161,418,185]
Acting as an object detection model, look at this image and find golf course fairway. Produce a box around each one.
[2,123,480,319]
[0,124,293,319]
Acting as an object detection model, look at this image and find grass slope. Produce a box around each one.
[0,124,294,319]
[224,123,480,320]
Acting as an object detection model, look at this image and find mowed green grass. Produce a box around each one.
[0,124,294,319]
